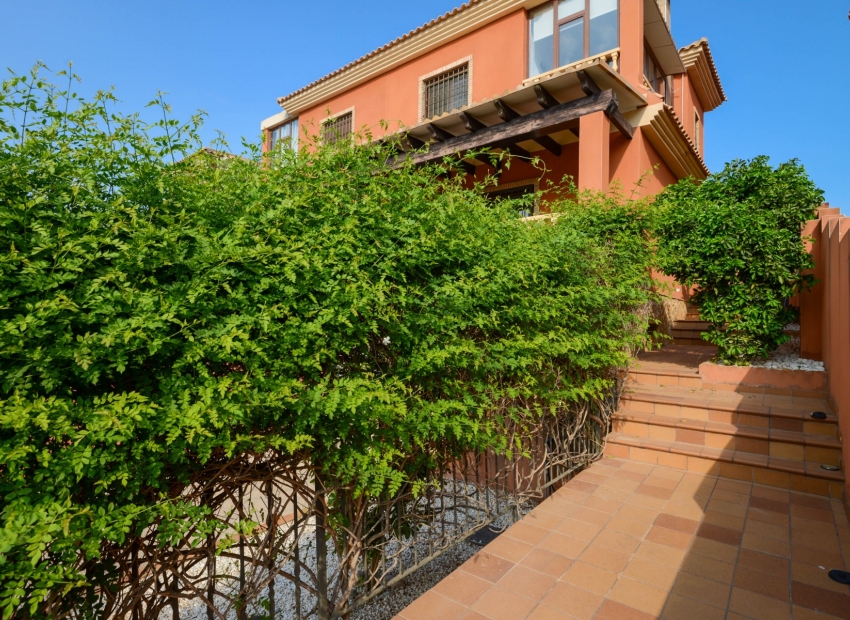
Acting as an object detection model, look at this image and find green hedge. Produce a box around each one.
[0,68,656,617]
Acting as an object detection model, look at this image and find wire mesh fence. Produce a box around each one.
[74,392,616,620]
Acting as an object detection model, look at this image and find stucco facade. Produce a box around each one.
[262,0,725,200]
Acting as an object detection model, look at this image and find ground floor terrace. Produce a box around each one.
[395,456,850,620]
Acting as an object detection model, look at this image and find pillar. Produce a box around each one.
[578,111,611,192]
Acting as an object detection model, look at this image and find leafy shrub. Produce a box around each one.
[0,67,655,617]
[655,157,823,364]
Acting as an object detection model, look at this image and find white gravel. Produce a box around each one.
[749,337,825,372]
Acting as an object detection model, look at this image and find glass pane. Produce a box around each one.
[291,119,299,151]
[558,17,584,67]
[528,4,554,76]
[558,0,584,18]
[589,0,618,56]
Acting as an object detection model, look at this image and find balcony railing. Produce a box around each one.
[524,48,620,86]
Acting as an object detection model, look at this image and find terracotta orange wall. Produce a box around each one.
[800,207,850,511]
[295,10,528,137]
[671,74,705,157]
[610,128,677,197]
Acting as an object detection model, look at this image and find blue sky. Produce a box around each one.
[2,0,848,208]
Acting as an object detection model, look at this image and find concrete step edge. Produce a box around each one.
[621,389,834,419]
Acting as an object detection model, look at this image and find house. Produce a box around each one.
[261,0,725,205]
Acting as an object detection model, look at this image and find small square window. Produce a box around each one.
[322,112,353,145]
[423,63,469,119]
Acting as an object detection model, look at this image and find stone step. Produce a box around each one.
[628,367,703,389]
[672,337,713,347]
[621,384,838,435]
[612,409,842,464]
[604,433,845,498]
[672,320,712,331]
[672,330,709,340]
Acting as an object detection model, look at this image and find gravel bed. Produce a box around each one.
[749,337,824,372]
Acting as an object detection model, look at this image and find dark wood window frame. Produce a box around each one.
[321,110,354,145]
[529,0,620,77]
[643,43,673,106]
[422,62,471,119]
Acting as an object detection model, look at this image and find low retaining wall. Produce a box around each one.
[699,363,827,393]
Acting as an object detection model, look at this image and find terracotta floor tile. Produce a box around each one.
[733,565,790,602]
[791,605,846,620]
[541,532,589,560]
[791,581,850,620]
[471,586,538,620]
[484,535,535,564]
[792,544,844,569]
[617,503,659,524]
[578,544,632,573]
[670,571,731,608]
[742,532,790,558]
[679,553,735,584]
[689,537,739,563]
[634,540,687,568]
[701,509,746,531]
[595,529,642,555]
[792,505,835,524]
[434,570,496,607]
[660,593,725,620]
[567,481,602,495]
[608,516,652,540]
[660,501,706,522]
[715,479,753,495]
[616,469,650,484]
[556,518,604,542]
[572,507,615,528]
[497,564,558,601]
[400,591,469,620]
[792,562,850,595]
[578,472,613,486]
[620,462,656,475]
[626,493,668,512]
[507,521,555,546]
[595,599,659,620]
[608,577,668,616]
[697,523,743,547]
[793,529,840,553]
[561,561,619,596]
[744,519,790,542]
[595,486,634,504]
[585,495,625,515]
[706,498,748,518]
[621,557,678,591]
[737,549,790,577]
[750,495,791,515]
[520,548,575,579]
[791,494,832,512]
[525,509,568,532]
[728,587,792,620]
[541,581,604,620]
[748,506,790,527]
[636,484,674,500]
[751,485,790,503]
[461,551,515,583]
[711,489,750,505]
[458,612,491,620]
[643,476,680,491]
[644,525,693,550]
[525,605,574,620]
[654,513,699,535]
[603,478,642,492]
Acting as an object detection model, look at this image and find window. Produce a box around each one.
[322,112,353,145]
[423,63,470,119]
[485,183,537,218]
[694,110,701,153]
[644,46,665,96]
[528,0,619,77]
[269,118,299,151]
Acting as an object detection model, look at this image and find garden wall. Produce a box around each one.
[799,205,850,514]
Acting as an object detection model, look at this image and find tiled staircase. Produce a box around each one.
[605,345,845,499]
[671,304,712,346]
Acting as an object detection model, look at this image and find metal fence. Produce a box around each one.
[86,393,615,620]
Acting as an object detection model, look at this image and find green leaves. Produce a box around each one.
[655,156,822,364]
[0,68,655,617]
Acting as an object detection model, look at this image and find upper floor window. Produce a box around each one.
[269,118,299,151]
[528,0,619,77]
[644,46,672,105]
[322,111,353,145]
[694,110,702,153]
[423,62,470,119]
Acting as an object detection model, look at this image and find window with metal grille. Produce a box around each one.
[322,112,353,145]
[423,63,469,119]
[485,183,537,218]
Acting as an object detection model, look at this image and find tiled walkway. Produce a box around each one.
[395,458,850,620]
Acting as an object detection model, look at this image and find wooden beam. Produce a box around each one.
[578,71,634,139]
[426,123,455,142]
[501,144,531,159]
[459,112,487,133]
[405,134,425,150]
[603,99,635,139]
[577,71,602,97]
[534,84,561,109]
[459,161,477,176]
[533,135,562,156]
[400,90,616,167]
[493,99,521,122]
